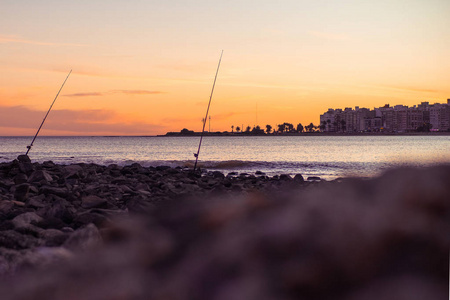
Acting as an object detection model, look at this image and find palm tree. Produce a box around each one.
[296,123,304,133]
[236,126,241,133]
[231,125,234,133]
[266,124,272,134]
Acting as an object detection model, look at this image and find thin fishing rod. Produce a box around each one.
[194,50,223,171]
[26,69,72,155]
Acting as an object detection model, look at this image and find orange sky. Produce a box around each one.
[1,0,449,136]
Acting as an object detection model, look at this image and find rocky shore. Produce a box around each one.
[0,155,448,299]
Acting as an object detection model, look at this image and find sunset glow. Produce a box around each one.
[1,0,449,136]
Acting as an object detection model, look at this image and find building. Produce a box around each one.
[320,99,450,133]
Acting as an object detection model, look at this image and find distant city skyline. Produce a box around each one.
[320,99,450,133]
[1,0,450,136]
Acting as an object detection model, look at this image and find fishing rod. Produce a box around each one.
[193,50,223,171]
[26,69,72,155]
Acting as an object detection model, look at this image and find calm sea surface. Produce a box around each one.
[1,136,449,180]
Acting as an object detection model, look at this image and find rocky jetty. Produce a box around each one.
[0,156,448,299]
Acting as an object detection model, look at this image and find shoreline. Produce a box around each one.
[2,131,450,138]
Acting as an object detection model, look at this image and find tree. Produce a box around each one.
[252,125,265,135]
[180,128,194,135]
[231,125,234,133]
[417,122,432,132]
[245,126,251,133]
[266,124,272,134]
[320,121,326,132]
[277,124,285,133]
[236,126,241,133]
[285,123,294,132]
[296,123,304,133]
[306,122,315,132]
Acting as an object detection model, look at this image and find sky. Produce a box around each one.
[1,0,449,136]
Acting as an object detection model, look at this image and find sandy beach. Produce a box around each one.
[0,155,448,299]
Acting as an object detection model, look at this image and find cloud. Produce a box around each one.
[64,92,104,97]
[111,90,165,95]
[63,90,165,98]
[0,105,165,135]
[308,31,350,41]
[0,34,87,47]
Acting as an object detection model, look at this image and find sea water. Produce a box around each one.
[1,135,449,180]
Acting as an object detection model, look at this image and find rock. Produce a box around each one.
[63,224,102,252]
[34,217,67,230]
[0,179,14,190]
[255,171,266,176]
[63,164,84,179]
[73,211,109,228]
[156,166,171,171]
[13,173,28,185]
[26,194,46,208]
[39,229,69,247]
[294,174,304,182]
[14,183,30,202]
[18,161,34,175]
[28,170,53,184]
[280,174,292,181]
[81,195,107,209]
[0,200,14,214]
[17,155,31,163]
[212,171,225,179]
[11,212,43,229]
[39,186,68,197]
[0,230,40,249]
[20,247,74,270]
[44,197,75,224]
[307,176,321,181]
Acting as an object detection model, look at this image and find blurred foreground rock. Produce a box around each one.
[0,158,448,299]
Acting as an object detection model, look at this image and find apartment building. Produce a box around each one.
[320,99,450,133]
